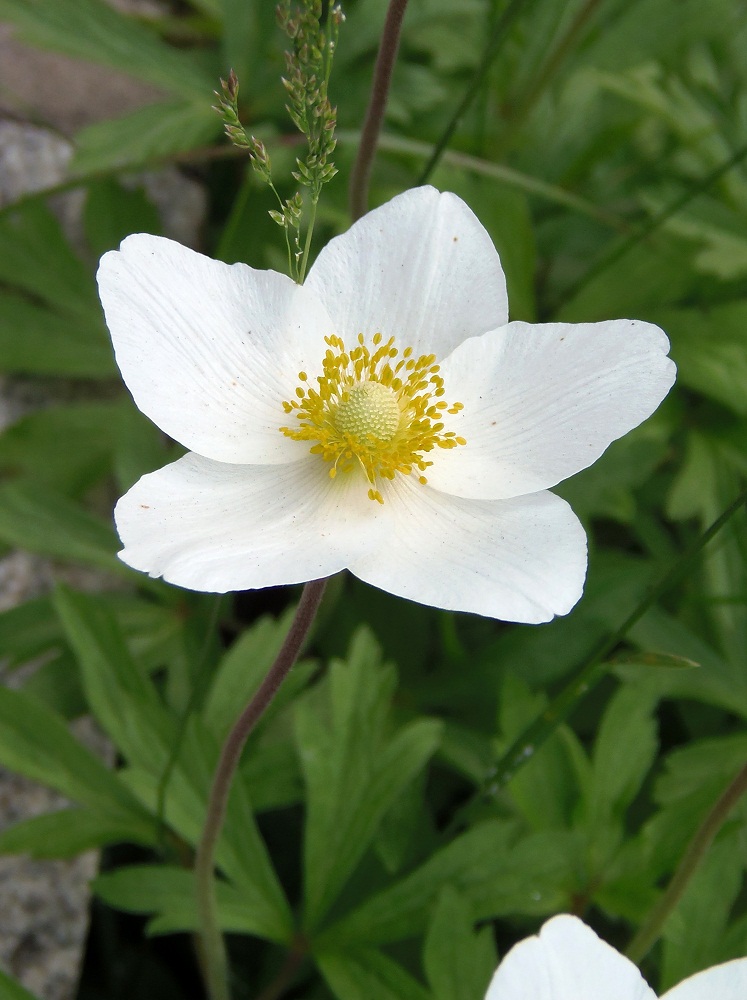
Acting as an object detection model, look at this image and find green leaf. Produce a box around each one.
[21,651,87,720]
[203,607,313,741]
[498,673,589,832]
[0,402,139,495]
[587,684,659,828]
[242,739,304,812]
[0,596,61,668]
[71,100,222,176]
[52,591,290,935]
[119,716,293,944]
[557,238,691,322]
[53,586,175,768]
[0,292,114,377]
[0,807,156,858]
[0,969,42,1000]
[296,628,442,930]
[653,303,747,416]
[642,735,747,880]
[318,820,516,947]
[0,482,123,575]
[0,0,214,98]
[93,865,264,937]
[84,179,161,258]
[317,949,432,1000]
[423,886,496,1000]
[0,685,154,832]
[0,201,95,316]
[660,834,746,989]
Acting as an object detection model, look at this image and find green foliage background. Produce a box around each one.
[0,0,746,997]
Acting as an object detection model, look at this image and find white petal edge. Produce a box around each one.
[662,958,747,1000]
[305,186,508,363]
[115,453,391,593]
[98,235,332,465]
[485,916,657,1000]
[428,319,676,500]
[349,478,587,623]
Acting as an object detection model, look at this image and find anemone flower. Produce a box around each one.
[485,914,747,999]
[98,186,675,621]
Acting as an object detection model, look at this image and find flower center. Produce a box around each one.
[333,380,401,443]
[280,332,466,503]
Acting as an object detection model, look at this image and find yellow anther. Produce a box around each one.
[280,333,466,502]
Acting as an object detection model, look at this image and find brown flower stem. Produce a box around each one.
[625,760,747,965]
[194,579,328,1000]
[348,0,409,221]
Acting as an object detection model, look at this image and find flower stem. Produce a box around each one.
[299,196,318,283]
[625,759,747,965]
[194,579,328,1000]
[349,0,409,221]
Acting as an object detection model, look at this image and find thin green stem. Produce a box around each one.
[417,0,532,186]
[486,487,747,792]
[349,0,409,221]
[299,196,318,283]
[625,759,747,965]
[194,579,328,1000]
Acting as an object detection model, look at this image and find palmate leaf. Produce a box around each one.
[653,303,747,417]
[0,0,214,99]
[0,402,153,496]
[83,179,161,259]
[660,833,747,990]
[0,482,124,576]
[0,292,113,376]
[296,628,442,931]
[0,685,155,838]
[317,948,432,1000]
[203,607,307,742]
[71,99,222,176]
[53,586,175,768]
[0,201,95,316]
[0,201,113,377]
[318,821,514,948]
[54,587,293,943]
[423,886,496,1000]
[586,683,659,832]
[0,806,156,858]
[93,865,263,937]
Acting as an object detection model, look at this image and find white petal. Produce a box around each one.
[349,479,587,623]
[115,453,390,593]
[485,916,657,1000]
[98,235,332,465]
[429,319,676,500]
[305,186,508,362]
[662,959,747,1000]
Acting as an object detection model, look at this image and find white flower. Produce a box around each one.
[97,186,675,621]
[486,914,747,999]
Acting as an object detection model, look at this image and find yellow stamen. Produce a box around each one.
[280,332,466,501]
